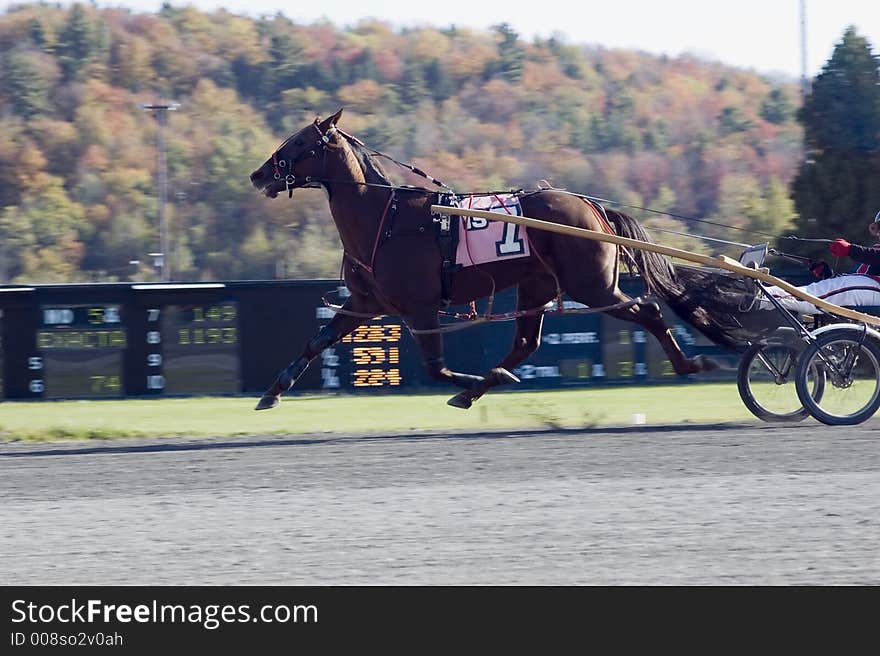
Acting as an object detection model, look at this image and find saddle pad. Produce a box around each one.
[454,194,531,267]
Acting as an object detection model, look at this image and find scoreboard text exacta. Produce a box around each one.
[33,304,127,398]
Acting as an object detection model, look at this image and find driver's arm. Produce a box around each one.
[848,243,880,264]
[830,238,880,264]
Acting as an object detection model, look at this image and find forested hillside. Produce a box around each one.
[0,3,805,282]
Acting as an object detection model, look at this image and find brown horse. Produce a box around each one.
[249,109,735,411]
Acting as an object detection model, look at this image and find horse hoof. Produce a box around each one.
[254,395,280,411]
[693,354,721,372]
[490,368,520,385]
[447,392,474,409]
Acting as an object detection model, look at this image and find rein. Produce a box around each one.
[335,127,455,193]
[321,290,652,334]
[538,187,836,264]
[271,120,455,196]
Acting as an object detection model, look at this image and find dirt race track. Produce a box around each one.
[1,423,878,585]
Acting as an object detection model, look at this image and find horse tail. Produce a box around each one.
[603,208,678,295]
[604,208,746,352]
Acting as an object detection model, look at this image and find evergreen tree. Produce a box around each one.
[424,59,455,103]
[801,27,880,154]
[760,87,794,125]
[257,30,305,102]
[28,17,52,52]
[398,60,428,105]
[594,86,641,151]
[718,106,754,136]
[1,48,53,117]
[487,23,525,82]
[57,4,101,82]
[792,27,880,242]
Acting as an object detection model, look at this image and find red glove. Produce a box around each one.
[829,238,851,257]
[809,260,834,279]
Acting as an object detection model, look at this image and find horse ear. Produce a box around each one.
[320,108,343,130]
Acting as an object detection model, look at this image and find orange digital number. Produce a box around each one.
[352,368,402,387]
[343,324,402,344]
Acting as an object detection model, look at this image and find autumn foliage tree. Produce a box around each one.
[0,3,856,283]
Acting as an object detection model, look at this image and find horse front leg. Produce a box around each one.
[446,278,555,409]
[446,359,526,410]
[255,295,380,410]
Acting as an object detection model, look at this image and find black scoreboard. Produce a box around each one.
[36,304,126,398]
[149,302,240,394]
[0,279,738,400]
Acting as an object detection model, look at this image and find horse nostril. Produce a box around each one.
[250,170,264,183]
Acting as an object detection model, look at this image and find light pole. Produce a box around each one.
[142,102,179,281]
[799,0,809,100]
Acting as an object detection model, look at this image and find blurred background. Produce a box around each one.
[0,0,878,284]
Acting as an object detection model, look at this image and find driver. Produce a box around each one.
[758,209,880,314]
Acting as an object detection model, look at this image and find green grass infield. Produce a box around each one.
[0,382,763,442]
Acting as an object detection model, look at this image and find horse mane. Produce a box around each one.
[340,133,392,187]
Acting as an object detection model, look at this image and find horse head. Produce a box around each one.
[250,109,344,199]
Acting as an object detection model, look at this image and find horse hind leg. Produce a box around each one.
[605,293,716,375]
[448,277,555,409]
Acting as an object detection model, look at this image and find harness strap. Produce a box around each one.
[433,193,461,308]
[343,250,373,275]
[343,189,397,276]
[369,190,396,271]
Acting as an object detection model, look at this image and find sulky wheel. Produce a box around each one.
[795,326,880,426]
[737,339,824,422]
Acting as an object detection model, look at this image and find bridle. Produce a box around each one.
[268,120,401,278]
[270,120,338,197]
